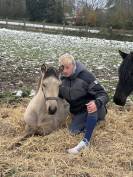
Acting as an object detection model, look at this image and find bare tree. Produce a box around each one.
[0,0,27,18]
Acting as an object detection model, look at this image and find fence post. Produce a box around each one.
[43,21,45,31]
[63,23,65,32]
[108,26,113,37]
[23,19,26,29]
[6,18,8,28]
[85,25,88,33]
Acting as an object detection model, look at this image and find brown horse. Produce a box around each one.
[9,64,69,149]
[113,50,133,106]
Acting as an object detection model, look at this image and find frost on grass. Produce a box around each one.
[0,28,133,95]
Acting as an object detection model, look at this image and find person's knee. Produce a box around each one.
[68,112,87,135]
[87,111,98,120]
[68,128,81,136]
[68,122,85,135]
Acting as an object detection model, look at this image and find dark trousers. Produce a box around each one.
[69,105,107,138]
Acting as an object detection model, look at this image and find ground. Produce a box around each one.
[0,101,133,177]
[0,28,133,177]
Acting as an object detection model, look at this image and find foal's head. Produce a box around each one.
[40,64,63,115]
[113,50,133,106]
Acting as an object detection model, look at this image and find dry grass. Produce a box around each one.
[0,101,133,177]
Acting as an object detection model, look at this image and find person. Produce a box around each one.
[58,53,109,154]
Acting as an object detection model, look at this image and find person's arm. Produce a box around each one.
[79,71,109,109]
[89,82,109,108]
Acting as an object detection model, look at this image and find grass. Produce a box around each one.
[0,101,133,177]
[0,88,31,104]
[1,28,132,96]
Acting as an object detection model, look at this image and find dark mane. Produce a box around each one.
[44,67,59,79]
[118,59,129,83]
[37,67,59,92]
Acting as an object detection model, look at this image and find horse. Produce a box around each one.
[113,50,133,106]
[9,64,69,149]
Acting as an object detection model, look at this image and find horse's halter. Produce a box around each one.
[41,87,59,102]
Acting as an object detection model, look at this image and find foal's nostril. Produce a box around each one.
[48,107,57,115]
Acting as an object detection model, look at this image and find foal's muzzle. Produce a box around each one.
[48,106,57,115]
[45,97,59,115]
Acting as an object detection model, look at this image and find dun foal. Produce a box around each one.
[10,64,69,149]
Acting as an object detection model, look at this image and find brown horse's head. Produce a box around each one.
[40,64,63,115]
[113,51,133,106]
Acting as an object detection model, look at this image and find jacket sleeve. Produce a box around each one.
[79,71,109,108]
[88,81,109,108]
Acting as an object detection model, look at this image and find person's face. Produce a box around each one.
[62,63,74,77]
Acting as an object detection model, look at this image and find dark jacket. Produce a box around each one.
[59,61,108,114]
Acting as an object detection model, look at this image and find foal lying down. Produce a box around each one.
[9,64,69,149]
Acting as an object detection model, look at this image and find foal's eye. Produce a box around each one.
[43,84,46,87]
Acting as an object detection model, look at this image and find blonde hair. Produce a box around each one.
[59,53,75,66]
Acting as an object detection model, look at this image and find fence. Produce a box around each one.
[0,18,100,36]
[0,19,132,41]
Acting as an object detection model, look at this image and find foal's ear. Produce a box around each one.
[58,65,64,74]
[119,50,128,60]
[56,65,64,77]
[41,64,47,73]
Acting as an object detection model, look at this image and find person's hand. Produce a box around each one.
[86,100,97,113]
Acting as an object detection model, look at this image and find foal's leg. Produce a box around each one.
[41,119,60,136]
[8,125,36,150]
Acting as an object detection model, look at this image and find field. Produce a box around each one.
[0,28,133,95]
[0,28,133,177]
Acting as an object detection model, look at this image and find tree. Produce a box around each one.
[46,0,64,24]
[26,0,48,21]
[0,0,27,18]
[55,0,64,24]
[46,0,56,23]
[105,0,133,28]
[75,0,97,26]
[64,0,75,15]
[26,0,64,24]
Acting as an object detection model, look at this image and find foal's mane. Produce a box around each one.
[36,67,59,92]
[43,67,59,79]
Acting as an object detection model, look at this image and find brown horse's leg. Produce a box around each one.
[8,125,36,150]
